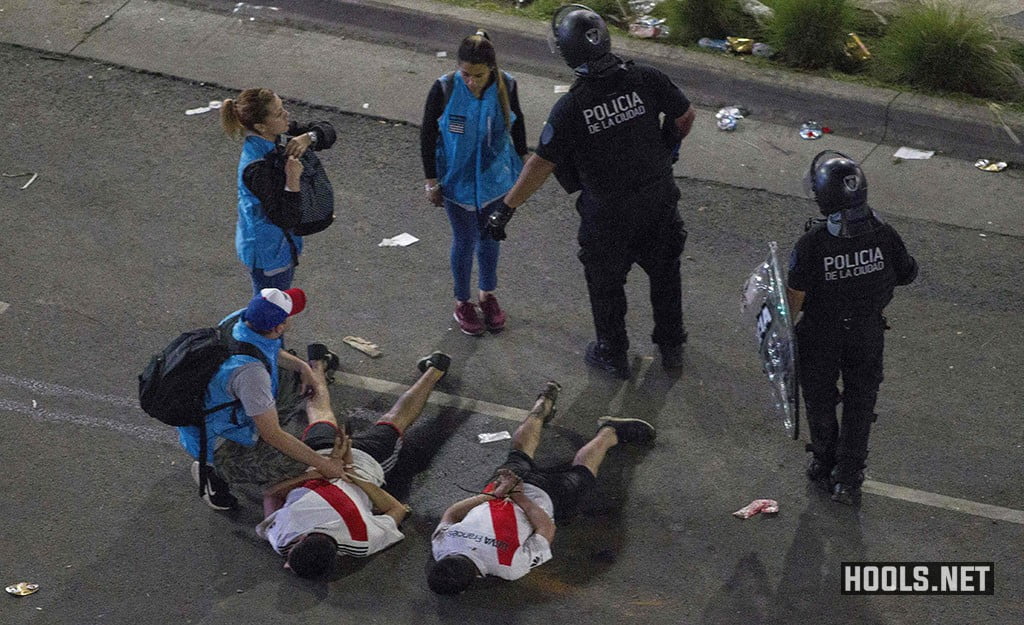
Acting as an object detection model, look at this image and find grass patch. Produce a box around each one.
[765,0,855,69]
[660,0,760,43]
[873,2,1024,100]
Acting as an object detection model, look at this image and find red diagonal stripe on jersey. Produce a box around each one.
[484,482,520,566]
[303,479,367,542]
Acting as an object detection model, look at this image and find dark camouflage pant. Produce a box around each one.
[214,370,311,487]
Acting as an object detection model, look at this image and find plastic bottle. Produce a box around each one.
[697,37,730,52]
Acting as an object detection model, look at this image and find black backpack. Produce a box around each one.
[243,143,335,237]
[138,317,270,494]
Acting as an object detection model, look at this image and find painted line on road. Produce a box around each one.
[3,371,1022,525]
[333,371,532,422]
[0,373,139,408]
[0,398,171,443]
[861,480,1024,525]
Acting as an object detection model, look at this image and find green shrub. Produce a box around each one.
[875,2,1024,100]
[662,0,739,42]
[765,0,855,69]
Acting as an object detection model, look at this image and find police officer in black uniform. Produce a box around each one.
[484,4,696,379]
[787,151,918,505]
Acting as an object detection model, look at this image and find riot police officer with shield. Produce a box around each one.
[787,151,918,505]
[484,4,696,379]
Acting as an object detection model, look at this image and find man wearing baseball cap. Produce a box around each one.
[178,287,351,510]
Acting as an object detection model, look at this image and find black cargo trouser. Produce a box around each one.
[576,180,687,353]
[796,315,886,485]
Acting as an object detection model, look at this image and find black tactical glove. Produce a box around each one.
[484,202,516,241]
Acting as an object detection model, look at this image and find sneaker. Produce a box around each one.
[453,302,485,336]
[597,416,657,445]
[479,296,507,332]
[191,461,238,510]
[535,380,562,425]
[584,340,630,379]
[417,351,452,376]
[658,343,684,370]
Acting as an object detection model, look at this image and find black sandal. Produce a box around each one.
[417,351,452,377]
[307,343,340,384]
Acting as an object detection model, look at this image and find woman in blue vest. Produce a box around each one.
[420,31,528,335]
[222,88,336,295]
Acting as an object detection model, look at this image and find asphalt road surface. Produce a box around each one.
[0,41,1021,625]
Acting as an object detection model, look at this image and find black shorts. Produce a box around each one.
[301,420,402,469]
[494,450,596,522]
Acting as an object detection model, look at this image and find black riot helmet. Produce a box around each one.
[550,4,611,71]
[804,150,868,215]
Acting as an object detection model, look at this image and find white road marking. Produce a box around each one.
[861,481,1024,524]
[2,371,1022,525]
[0,398,171,443]
[0,373,139,407]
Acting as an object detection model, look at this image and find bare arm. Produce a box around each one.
[504,153,557,209]
[509,491,556,543]
[276,349,316,396]
[675,106,696,140]
[262,471,324,517]
[350,477,409,525]
[253,409,348,478]
[439,494,492,525]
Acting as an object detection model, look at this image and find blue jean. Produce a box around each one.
[444,198,501,302]
[249,265,295,296]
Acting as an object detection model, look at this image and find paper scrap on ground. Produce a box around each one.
[436,51,447,58]
[343,336,382,358]
[893,146,934,160]
[478,431,511,444]
[554,85,570,93]
[186,100,223,115]
[3,172,38,189]
[732,498,779,519]
[378,232,419,247]
[0,301,9,315]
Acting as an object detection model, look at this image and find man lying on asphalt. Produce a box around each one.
[427,380,656,593]
[257,350,451,579]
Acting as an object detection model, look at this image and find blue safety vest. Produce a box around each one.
[177,311,281,462]
[435,72,522,209]
[235,135,303,272]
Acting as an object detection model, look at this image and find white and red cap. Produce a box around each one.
[244,288,307,331]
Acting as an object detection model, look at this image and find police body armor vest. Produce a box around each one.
[567,63,675,200]
[800,219,902,321]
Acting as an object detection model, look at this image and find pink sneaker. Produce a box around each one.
[453,301,485,336]
[479,296,506,332]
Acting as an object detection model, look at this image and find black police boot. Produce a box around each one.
[830,467,864,506]
[585,341,630,379]
[658,343,684,370]
[806,456,834,492]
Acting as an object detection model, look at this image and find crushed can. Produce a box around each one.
[844,33,871,61]
[974,159,1008,172]
[726,37,754,54]
[800,121,823,140]
[6,582,40,596]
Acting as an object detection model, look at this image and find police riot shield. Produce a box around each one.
[741,241,800,439]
